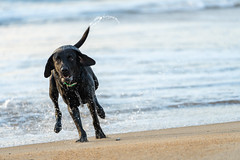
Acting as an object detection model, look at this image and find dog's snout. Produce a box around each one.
[61,67,70,77]
[61,67,68,72]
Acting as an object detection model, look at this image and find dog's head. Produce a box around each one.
[44,27,95,84]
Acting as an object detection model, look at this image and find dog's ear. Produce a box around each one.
[74,27,90,48]
[44,54,54,78]
[77,52,96,66]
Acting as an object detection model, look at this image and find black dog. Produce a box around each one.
[44,27,106,142]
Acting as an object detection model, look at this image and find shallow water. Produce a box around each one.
[0,1,240,148]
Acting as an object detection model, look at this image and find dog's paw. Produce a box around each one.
[54,122,62,133]
[97,107,105,119]
[96,129,106,139]
[76,136,88,143]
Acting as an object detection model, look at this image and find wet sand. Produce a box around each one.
[1,121,240,160]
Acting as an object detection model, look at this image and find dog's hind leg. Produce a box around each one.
[88,100,106,139]
[94,95,105,119]
[68,105,88,142]
[49,75,62,133]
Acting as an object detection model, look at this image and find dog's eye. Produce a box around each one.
[68,56,74,61]
[55,56,61,63]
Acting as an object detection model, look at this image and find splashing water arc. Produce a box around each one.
[89,16,120,27]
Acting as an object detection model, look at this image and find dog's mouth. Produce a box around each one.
[62,75,77,87]
[61,75,73,84]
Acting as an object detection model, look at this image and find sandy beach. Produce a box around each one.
[1,121,240,160]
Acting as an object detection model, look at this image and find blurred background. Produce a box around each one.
[0,0,240,147]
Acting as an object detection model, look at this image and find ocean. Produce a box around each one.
[0,0,240,148]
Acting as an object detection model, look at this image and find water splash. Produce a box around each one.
[89,16,120,27]
[0,98,13,109]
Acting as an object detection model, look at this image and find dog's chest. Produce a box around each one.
[73,88,89,104]
[58,85,90,105]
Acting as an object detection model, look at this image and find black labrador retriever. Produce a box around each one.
[44,27,106,142]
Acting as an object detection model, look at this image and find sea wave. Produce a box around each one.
[100,99,240,115]
[0,0,240,25]
[167,99,240,108]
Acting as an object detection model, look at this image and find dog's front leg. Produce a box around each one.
[68,105,88,142]
[49,75,62,133]
[88,100,106,139]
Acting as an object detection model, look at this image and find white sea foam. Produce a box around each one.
[0,0,240,25]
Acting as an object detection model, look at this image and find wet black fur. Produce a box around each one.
[44,27,106,142]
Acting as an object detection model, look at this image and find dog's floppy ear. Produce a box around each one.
[74,27,90,48]
[44,54,54,78]
[77,52,96,66]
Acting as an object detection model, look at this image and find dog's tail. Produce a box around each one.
[74,26,90,48]
[94,95,105,119]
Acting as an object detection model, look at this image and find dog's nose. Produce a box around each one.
[61,67,70,77]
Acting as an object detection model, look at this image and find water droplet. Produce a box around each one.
[89,15,120,27]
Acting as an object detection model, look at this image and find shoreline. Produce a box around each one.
[1,121,240,160]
